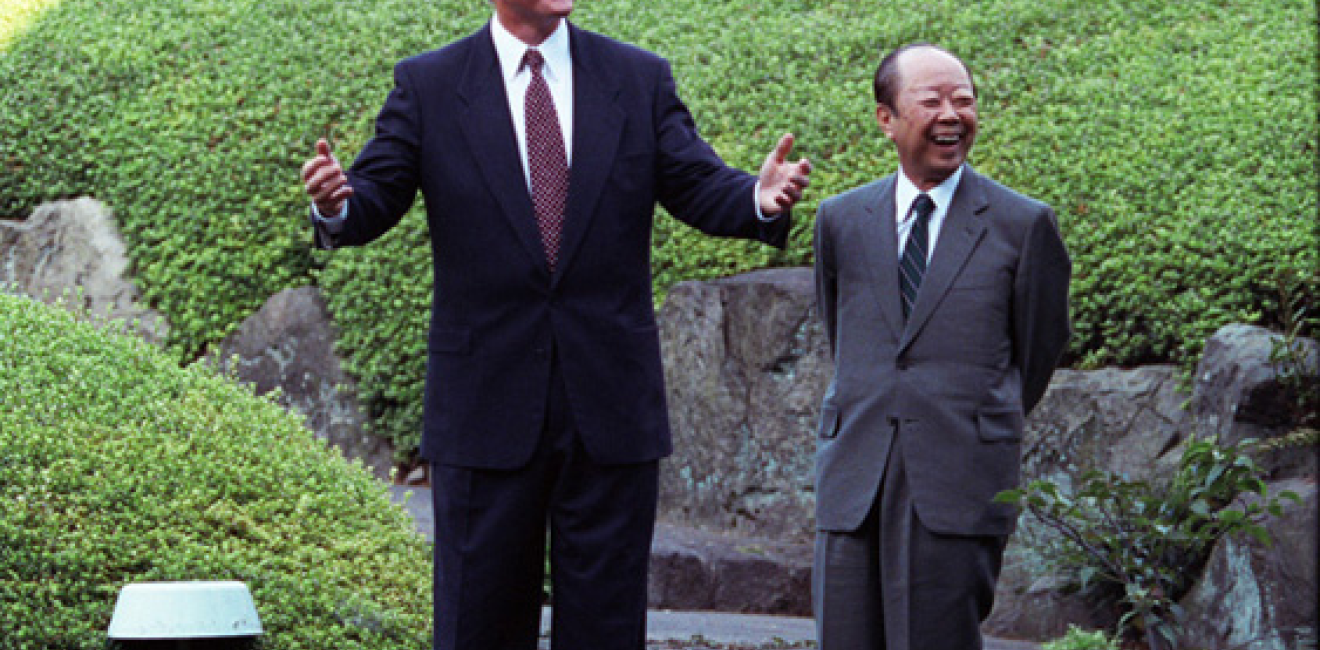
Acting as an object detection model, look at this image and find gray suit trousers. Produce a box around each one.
[813,423,1007,650]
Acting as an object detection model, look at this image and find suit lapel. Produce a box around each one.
[553,24,624,286]
[456,24,552,275]
[857,177,906,338]
[899,167,989,352]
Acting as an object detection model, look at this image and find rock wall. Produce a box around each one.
[649,523,812,616]
[659,269,1317,635]
[657,268,829,544]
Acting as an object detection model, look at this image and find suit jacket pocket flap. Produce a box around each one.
[428,328,472,354]
[976,406,1024,442]
[818,404,841,439]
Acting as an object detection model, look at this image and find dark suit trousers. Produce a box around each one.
[813,422,1006,650]
[430,351,659,650]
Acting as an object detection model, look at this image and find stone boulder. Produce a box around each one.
[988,325,1319,641]
[1190,323,1319,479]
[1022,365,1187,486]
[0,198,167,343]
[657,268,829,544]
[987,366,1185,638]
[648,523,812,617]
[1180,479,1318,650]
[207,287,394,481]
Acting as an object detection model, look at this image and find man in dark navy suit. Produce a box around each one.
[300,1,811,648]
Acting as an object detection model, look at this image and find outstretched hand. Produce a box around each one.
[301,139,354,216]
[756,133,812,215]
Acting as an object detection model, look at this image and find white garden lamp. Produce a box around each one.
[107,581,263,649]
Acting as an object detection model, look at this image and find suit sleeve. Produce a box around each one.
[651,60,789,248]
[1014,206,1072,414]
[814,200,838,358]
[314,60,424,249]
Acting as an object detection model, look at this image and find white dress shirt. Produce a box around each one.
[490,15,574,191]
[894,165,963,261]
[314,15,573,224]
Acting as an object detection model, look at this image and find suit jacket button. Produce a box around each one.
[896,359,910,370]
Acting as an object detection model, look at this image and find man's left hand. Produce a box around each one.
[757,133,813,215]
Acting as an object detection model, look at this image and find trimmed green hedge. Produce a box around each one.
[2,0,1315,454]
[0,293,431,649]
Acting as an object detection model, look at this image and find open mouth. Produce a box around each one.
[932,133,962,146]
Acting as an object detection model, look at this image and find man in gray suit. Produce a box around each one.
[811,43,1071,650]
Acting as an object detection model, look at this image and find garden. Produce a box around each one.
[1,0,1315,647]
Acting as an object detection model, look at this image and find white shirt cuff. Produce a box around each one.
[754,181,781,222]
[311,202,348,233]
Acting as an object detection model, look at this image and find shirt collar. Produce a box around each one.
[896,165,964,222]
[490,15,571,85]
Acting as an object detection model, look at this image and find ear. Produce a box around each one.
[876,104,896,140]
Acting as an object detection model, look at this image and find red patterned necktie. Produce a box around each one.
[523,48,569,272]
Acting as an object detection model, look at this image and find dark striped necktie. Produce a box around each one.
[899,193,936,321]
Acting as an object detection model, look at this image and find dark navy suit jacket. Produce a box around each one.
[316,22,788,468]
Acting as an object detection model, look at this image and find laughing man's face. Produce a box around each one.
[877,47,978,190]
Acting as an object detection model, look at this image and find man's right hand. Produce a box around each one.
[301,138,354,216]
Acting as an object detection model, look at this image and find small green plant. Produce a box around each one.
[1268,294,1320,431]
[997,436,1302,650]
[1043,625,1120,650]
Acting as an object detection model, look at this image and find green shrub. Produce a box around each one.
[0,293,431,650]
[997,436,1302,650]
[2,0,1315,455]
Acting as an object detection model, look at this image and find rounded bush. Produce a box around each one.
[0,294,431,650]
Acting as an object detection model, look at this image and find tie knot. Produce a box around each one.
[523,48,545,74]
[911,193,935,221]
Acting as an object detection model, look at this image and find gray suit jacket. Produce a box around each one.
[813,165,1071,537]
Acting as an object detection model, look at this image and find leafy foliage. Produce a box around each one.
[1,0,1316,454]
[0,0,59,47]
[996,436,1303,650]
[1043,626,1120,650]
[1268,299,1320,431]
[0,294,431,649]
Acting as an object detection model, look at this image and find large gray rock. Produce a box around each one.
[0,198,167,343]
[658,268,829,544]
[1191,324,1319,478]
[1022,365,1187,486]
[208,287,394,481]
[648,523,812,617]
[1179,479,1317,650]
[990,327,1319,641]
[988,366,1185,638]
